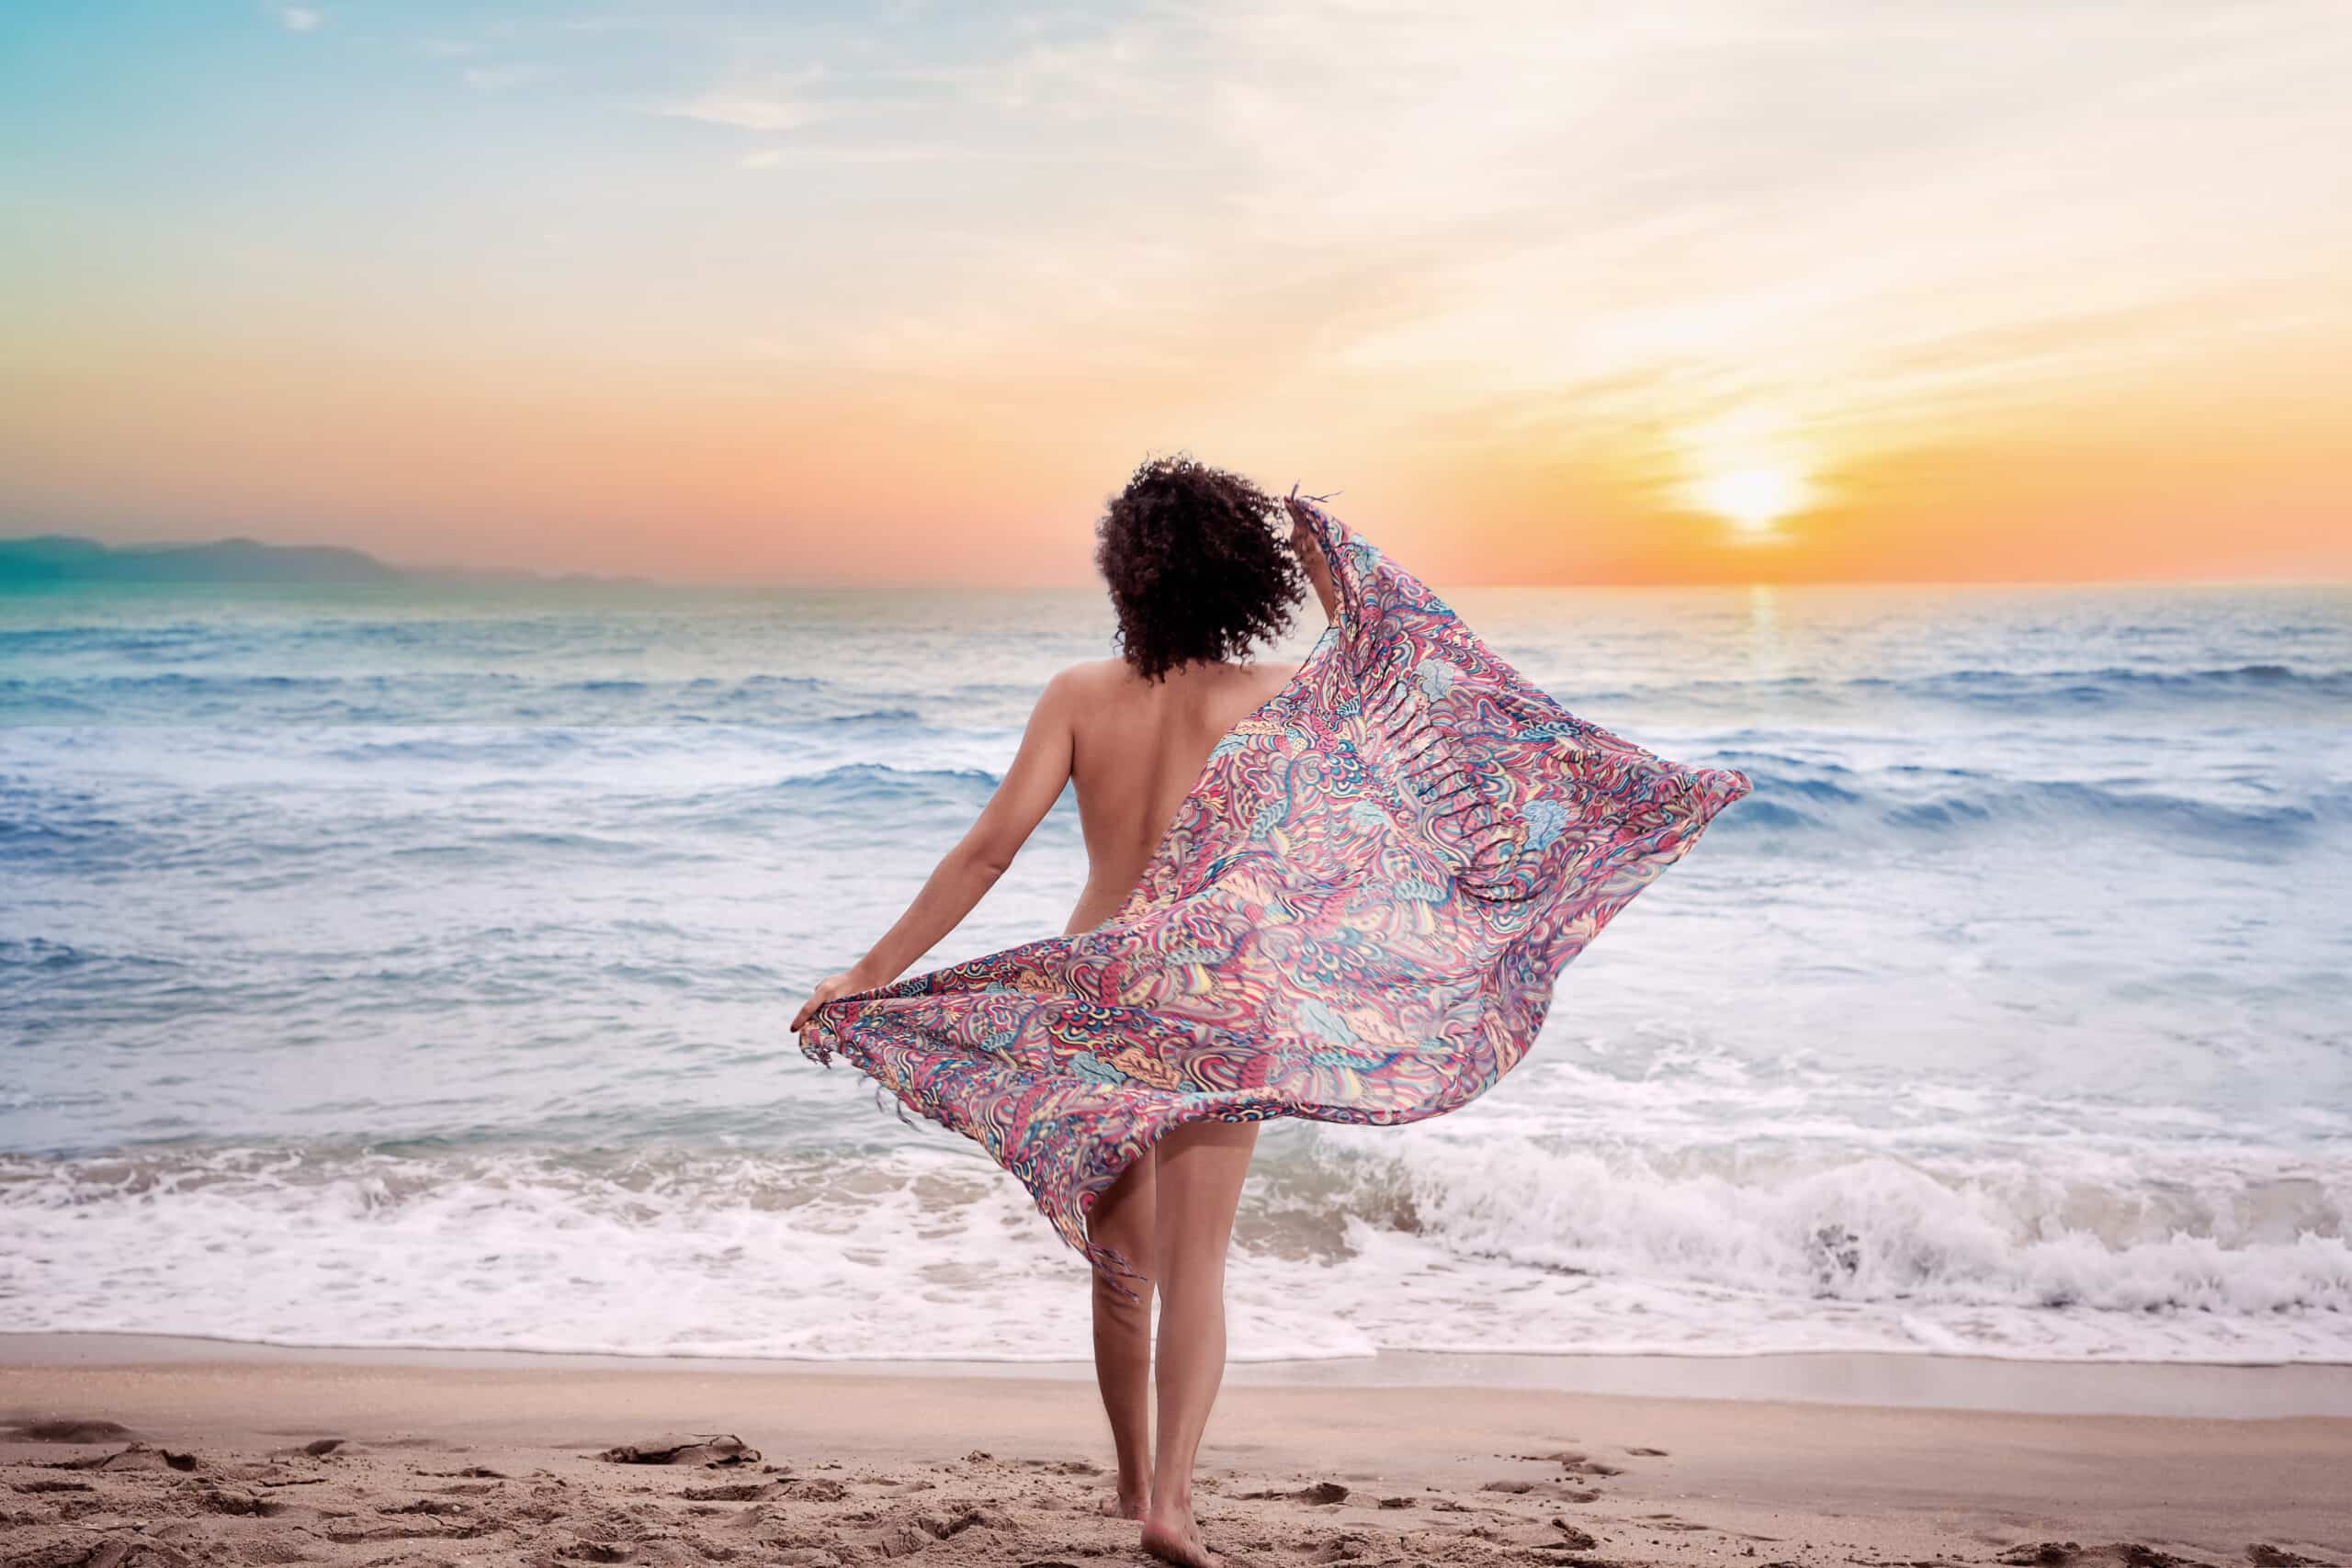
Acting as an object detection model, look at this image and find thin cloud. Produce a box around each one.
[657,66,830,134]
[462,63,550,92]
[736,141,1078,169]
[662,92,825,132]
[561,16,668,33]
[277,6,320,32]
[890,25,1159,115]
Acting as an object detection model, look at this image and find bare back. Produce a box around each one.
[786,503,1336,1013]
[1058,657,1300,935]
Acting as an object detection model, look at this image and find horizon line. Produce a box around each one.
[6,529,2344,594]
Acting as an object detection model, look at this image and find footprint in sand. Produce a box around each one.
[597,1432,762,1467]
[2003,1544,2226,1568]
[1481,1479,1602,1504]
[1636,1512,1711,1532]
[379,1497,473,1518]
[1309,1529,1378,1561]
[5,1419,137,1444]
[1236,1481,1350,1504]
[43,1442,199,1473]
[679,1480,785,1502]
[780,1477,849,1502]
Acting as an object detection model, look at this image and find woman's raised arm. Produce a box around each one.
[1285,496,1340,623]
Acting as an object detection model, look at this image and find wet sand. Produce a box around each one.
[3,1337,2346,1567]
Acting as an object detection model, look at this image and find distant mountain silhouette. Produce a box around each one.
[1,535,401,586]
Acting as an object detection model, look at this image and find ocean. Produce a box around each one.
[2,575,2346,1367]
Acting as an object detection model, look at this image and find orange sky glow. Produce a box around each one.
[3,3,2347,585]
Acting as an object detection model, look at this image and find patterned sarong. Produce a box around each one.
[798,496,1751,1287]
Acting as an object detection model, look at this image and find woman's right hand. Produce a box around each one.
[1286,499,1340,621]
[790,965,877,1032]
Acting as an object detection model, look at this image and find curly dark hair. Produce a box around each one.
[1093,455,1305,682]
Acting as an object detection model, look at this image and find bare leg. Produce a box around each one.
[1086,1148,1156,1519]
[1141,1119,1259,1568]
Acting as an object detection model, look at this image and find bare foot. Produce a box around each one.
[1141,1510,1221,1568]
[1100,1488,1148,1520]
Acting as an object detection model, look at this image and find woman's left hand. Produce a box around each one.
[791,969,872,1032]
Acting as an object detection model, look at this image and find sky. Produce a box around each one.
[2,1,2348,585]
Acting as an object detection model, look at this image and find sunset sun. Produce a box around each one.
[1692,465,1812,536]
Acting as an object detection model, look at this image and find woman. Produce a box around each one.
[793,456,1330,1565]
[792,456,1748,1568]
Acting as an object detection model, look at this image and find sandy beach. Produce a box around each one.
[4,1338,2346,1568]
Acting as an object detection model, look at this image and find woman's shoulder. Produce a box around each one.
[1046,658,1303,721]
[1044,658,1137,704]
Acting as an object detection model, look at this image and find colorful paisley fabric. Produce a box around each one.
[797,497,1752,1290]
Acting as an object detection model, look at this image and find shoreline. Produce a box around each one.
[3,1339,2346,1566]
[7,1331,2352,1419]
